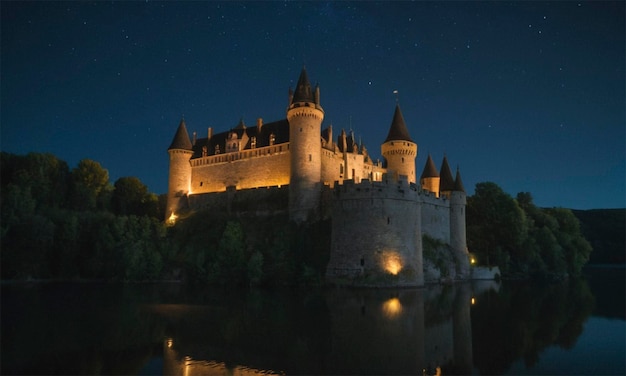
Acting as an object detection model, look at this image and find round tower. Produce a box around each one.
[381,105,417,183]
[420,154,440,196]
[450,167,469,279]
[166,118,193,222]
[287,67,324,222]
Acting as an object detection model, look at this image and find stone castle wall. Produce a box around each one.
[189,145,291,193]
[420,192,451,244]
[327,177,424,286]
[188,185,289,216]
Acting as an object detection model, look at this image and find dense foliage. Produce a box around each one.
[1,152,165,280]
[467,182,593,279]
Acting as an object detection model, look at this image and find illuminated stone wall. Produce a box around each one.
[189,145,290,193]
[327,176,424,286]
[166,149,193,219]
[381,140,418,184]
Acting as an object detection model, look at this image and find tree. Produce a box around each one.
[467,182,528,271]
[111,177,158,217]
[69,159,110,210]
[546,208,592,276]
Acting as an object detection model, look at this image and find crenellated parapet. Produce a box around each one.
[332,175,419,202]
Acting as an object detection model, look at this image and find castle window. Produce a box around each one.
[215,145,220,154]
[402,157,405,163]
[340,164,344,174]
[309,154,312,162]
[387,217,390,224]
[199,181,203,186]
[251,136,256,149]
[269,133,275,146]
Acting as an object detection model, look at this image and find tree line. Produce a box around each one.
[467,182,593,279]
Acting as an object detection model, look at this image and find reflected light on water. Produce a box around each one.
[382,297,403,318]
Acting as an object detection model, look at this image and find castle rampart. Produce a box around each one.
[327,177,424,286]
[420,192,451,244]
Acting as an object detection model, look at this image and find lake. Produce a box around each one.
[1,265,624,375]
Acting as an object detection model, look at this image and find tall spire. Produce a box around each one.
[454,167,466,193]
[291,66,314,104]
[420,154,439,180]
[439,155,455,192]
[384,104,414,143]
[168,118,193,150]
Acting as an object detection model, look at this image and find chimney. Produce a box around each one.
[208,127,213,140]
[256,118,263,133]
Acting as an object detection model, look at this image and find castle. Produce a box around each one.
[166,67,470,286]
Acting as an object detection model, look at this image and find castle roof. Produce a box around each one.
[384,104,414,143]
[291,67,314,104]
[168,118,193,150]
[454,167,466,193]
[420,154,439,179]
[191,119,290,158]
[439,155,455,192]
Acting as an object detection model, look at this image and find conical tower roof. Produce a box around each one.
[291,67,314,104]
[168,118,193,150]
[384,104,414,143]
[439,155,455,192]
[420,154,439,179]
[454,167,466,193]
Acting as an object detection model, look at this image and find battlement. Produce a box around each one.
[332,174,419,202]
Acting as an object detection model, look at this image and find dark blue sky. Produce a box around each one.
[2,1,624,209]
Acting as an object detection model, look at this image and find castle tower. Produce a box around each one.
[420,154,440,197]
[439,155,455,198]
[381,105,417,183]
[450,167,469,278]
[287,67,324,222]
[166,118,193,222]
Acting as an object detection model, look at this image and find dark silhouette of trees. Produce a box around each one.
[467,182,592,278]
[0,152,168,280]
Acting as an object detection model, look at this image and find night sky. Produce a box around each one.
[2,1,624,209]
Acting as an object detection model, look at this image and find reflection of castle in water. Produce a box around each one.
[157,282,499,375]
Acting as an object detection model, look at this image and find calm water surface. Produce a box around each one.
[2,266,624,375]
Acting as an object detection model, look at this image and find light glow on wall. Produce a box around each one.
[382,251,403,275]
[168,212,178,225]
[382,297,403,318]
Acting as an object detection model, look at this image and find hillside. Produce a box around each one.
[573,209,625,264]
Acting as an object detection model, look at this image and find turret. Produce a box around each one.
[381,105,417,183]
[166,118,194,222]
[450,167,469,278]
[287,67,324,222]
[439,155,455,198]
[420,154,440,197]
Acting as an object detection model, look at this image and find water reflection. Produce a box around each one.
[1,274,608,375]
[158,282,499,375]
